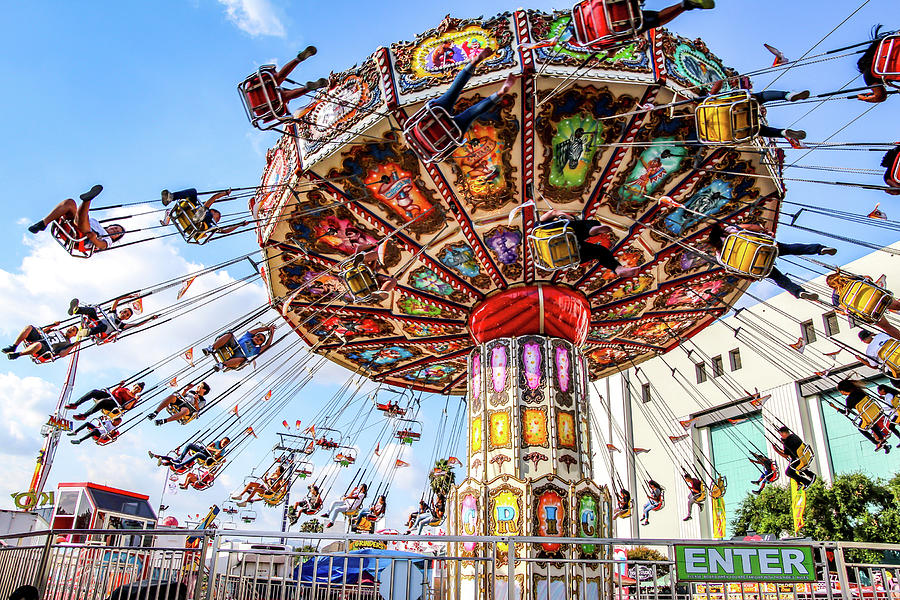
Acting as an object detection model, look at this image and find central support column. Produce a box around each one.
[451,285,613,600]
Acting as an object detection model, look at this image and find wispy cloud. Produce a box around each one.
[218,0,285,37]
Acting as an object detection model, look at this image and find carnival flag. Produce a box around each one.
[232,405,239,417]
[183,348,194,366]
[305,425,316,436]
[131,298,143,314]
[374,442,380,457]
[448,456,462,466]
[282,420,289,429]
[262,390,272,402]
[295,420,302,429]
[712,496,727,539]
[168,377,178,387]
[868,203,887,220]
[789,337,805,353]
[876,273,888,288]
[679,417,698,430]
[790,478,806,534]
[606,443,621,452]
[395,459,409,468]
[727,417,748,425]
[246,426,256,438]
[633,448,650,455]
[763,43,790,66]
[669,434,689,443]
[177,276,196,300]
[823,349,841,359]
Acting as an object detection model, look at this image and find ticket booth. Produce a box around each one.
[50,482,157,544]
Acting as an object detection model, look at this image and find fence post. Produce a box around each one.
[506,538,514,600]
[832,542,851,599]
[201,531,221,600]
[33,531,54,599]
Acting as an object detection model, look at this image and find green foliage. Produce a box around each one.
[299,519,324,534]
[732,483,793,538]
[429,458,456,498]
[627,546,670,575]
[732,471,900,563]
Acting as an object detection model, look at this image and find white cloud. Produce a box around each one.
[0,372,57,455]
[218,0,286,37]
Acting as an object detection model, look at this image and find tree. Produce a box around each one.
[627,546,670,577]
[731,483,793,538]
[429,458,456,498]
[299,519,324,534]
[732,471,900,563]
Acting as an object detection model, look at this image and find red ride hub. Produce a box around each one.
[467,284,591,346]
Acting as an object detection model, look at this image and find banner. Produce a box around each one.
[712,496,727,539]
[790,479,806,534]
[675,544,816,582]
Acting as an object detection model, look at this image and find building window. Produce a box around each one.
[823,312,840,337]
[712,355,724,378]
[695,362,707,384]
[641,383,651,403]
[728,348,742,371]
[801,320,817,344]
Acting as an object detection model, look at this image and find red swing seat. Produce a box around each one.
[238,65,290,130]
[571,0,643,48]
[49,218,94,259]
[95,433,118,446]
[301,497,323,515]
[403,104,465,163]
[872,35,900,85]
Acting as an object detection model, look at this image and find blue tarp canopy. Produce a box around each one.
[296,548,430,586]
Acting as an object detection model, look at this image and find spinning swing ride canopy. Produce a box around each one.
[253,10,784,395]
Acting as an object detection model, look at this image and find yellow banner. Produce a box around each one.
[711,496,726,539]
[790,479,806,533]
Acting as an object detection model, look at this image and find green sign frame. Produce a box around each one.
[674,544,816,582]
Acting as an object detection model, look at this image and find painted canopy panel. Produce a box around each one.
[255,11,783,395]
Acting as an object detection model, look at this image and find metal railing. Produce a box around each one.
[2,528,900,600]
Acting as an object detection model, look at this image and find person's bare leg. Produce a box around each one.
[74,185,103,235]
[877,317,900,340]
[212,333,235,351]
[32,199,78,232]
[160,408,190,424]
[652,4,687,27]
[223,357,246,369]
[9,325,36,348]
[154,395,176,414]
[20,342,43,356]
[539,209,572,223]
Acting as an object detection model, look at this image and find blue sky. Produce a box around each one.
[0,0,895,531]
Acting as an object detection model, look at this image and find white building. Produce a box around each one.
[591,243,900,540]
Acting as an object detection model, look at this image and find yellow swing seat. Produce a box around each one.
[529,220,581,271]
[840,279,893,324]
[877,338,900,379]
[170,200,215,245]
[709,477,727,499]
[792,443,814,471]
[341,261,379,301]
[695,90,761,145]
[855,397,886,431]
[719,231,778,278]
